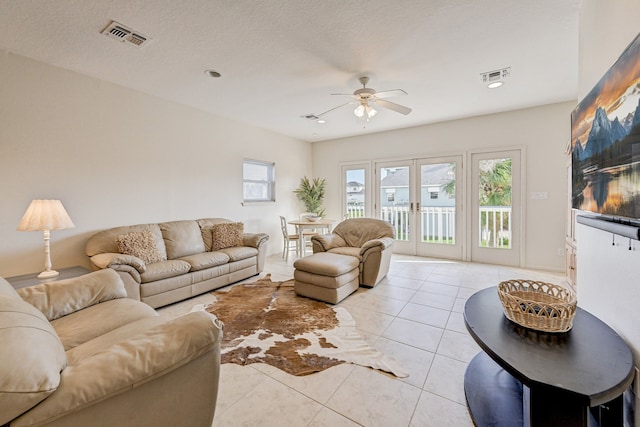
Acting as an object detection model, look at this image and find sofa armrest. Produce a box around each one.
[360,237,394,254]
[17,269,127,321]
[311,234,347,252]
[90,252,146,274]
[11,311,223,427]
[243,232,269,249]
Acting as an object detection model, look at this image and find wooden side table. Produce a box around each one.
[6,266,90,290]
[464,287,635,427]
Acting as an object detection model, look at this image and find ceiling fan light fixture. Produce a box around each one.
[367,106,377,118]
[354,104,365,118]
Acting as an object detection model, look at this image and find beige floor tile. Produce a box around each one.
[269,363,355,404]
[369,283,418,302]
[398,302,450,328]
[419,281,460,297]
[308,407,361,427]
[410,290,456,311]
[436,330,480,363]
[384,275,424,290]
[339,304,395,336]
[382,317,443,352]
[213,375,323,426]
[445,311,467,334]
[426,273,462,286]
[326,366,422,427]
[214,364,270,418]
[423,355,468,405]
[355,292,408,316]
[373,337,434,388]
[410,392,473,427]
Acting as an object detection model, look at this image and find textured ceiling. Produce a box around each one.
[0,0,581,142]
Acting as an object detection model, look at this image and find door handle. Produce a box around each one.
[410,202,414,212]
[416,202,420,212]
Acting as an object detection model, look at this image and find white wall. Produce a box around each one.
[313,101,574,271]
[576,0,640,365]
[0,51,311,277]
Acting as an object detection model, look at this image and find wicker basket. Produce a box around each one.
[497,279,577,333]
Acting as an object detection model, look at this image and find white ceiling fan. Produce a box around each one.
[318,76,412,120]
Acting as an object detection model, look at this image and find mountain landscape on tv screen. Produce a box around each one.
[571,33,640,220]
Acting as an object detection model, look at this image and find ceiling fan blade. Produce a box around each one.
[317,101,357,117]
[373,89,408,98]
[374,99,412,115]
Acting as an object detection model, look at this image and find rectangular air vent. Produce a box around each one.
[101,21,150,48]
[480,67,511,83]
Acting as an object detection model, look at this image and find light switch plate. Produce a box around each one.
[530,192,548,200]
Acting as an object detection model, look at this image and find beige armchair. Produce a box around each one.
[311,218,395,287]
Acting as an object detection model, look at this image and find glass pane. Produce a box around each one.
[379,166,410,241]
[478,158,512,249]
[420,163,456,244]
[243,182,269,200]
[345,169,365,218]
[243,162,269,180]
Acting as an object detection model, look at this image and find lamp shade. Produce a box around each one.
[17,200,75,232]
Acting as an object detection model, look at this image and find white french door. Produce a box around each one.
[376,160,415,254]
[341,163,372,219]
[375,156,463,259]
[470,149,522,267]
[416,156,463,259]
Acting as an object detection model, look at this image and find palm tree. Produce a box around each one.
[479,159,512,206]
[478,159,512,247]
[294,177,326,216]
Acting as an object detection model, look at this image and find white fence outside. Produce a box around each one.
[346,205,511,248]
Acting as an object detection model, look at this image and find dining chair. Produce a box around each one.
[279,216,300,261]
[298,213,321,254]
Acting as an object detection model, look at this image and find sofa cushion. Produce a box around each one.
[86,223,167,259]
[197,218,233,251]
[160,220,206,259]
[333,218,395,247]
[17,269,127,321]
[140,259,192,283]
[178,251,230,271]
[328,246,363,260]
[0,294,67,425]
[51,298,159,350]
[219,246,258,262]
[0,276,20,299]
[116,229,165,264]
[211,222,244,251]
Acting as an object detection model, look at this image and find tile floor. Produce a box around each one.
[157,254,564,427]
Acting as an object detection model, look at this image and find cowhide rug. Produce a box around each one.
[199,275,408,377]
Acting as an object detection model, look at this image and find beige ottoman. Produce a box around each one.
[293,252,360,304]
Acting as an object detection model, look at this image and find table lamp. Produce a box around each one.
[17,199,75,279]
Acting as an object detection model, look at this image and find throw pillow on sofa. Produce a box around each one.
[211,222,244,251]
[116,229,164,264]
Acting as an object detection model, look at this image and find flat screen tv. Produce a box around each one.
[571,32,640,221]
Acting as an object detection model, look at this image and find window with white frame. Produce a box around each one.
[243,159,275,202]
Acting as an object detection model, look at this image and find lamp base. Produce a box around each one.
[37,270,59,279]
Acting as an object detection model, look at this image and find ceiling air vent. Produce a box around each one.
[101,21,150,48]
[301,114,320,121]
[480,67,511,84]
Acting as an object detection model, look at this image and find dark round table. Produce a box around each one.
[464,287,634,427]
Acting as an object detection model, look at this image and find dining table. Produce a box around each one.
[287,218,338,256]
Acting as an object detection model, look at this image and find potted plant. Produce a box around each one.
[294,177,326,217]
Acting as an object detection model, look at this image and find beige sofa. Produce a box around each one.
[86,218,269,308]
[0,269,222,427]
[311,218,395,287]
